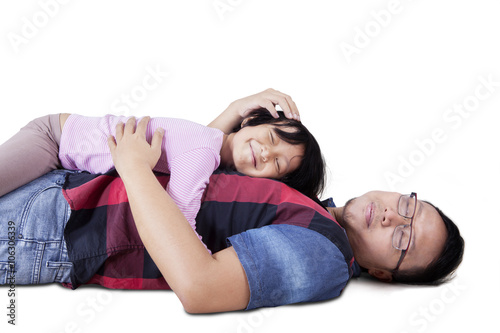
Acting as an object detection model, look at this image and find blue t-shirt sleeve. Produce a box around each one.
[227,224,350,310]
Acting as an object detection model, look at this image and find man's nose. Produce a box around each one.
[381,208,405,227]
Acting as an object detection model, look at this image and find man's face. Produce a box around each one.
[342,191,447,280]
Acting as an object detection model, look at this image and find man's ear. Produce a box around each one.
[368,269,393,283]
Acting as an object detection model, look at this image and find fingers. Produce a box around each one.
[107,135,116,151]
[262,100,279,118]
[111,116,158,148]
[136,116,150,139]
[263,88,300,121]
[115,116,150,140]
[124,117,137,136]
[151,127,164,151]
[286,98,300,121]
[113,117,136,144]
[115,121,124,142]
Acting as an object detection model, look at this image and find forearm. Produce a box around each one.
[108,117,250,313]
[207,101,242,134]
[120,165,214,291]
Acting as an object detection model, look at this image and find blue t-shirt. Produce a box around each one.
[229,224,354,310]
[195,170,360,309]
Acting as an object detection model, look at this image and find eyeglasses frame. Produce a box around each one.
[393,192,417,273]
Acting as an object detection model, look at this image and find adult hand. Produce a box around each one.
[231,88,300,121]
[107,116,164,175]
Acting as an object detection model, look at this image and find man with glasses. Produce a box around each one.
[53,159,463,313]
[328,191,463,284]
[0,170,464,313]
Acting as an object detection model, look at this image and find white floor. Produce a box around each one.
[1,1,498,332]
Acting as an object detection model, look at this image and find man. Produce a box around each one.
[0,168,464,314]
[53,117,463,313]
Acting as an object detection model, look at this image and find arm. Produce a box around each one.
[107,117,250,313]
[208,88,300,134]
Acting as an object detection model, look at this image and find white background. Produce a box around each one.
[0,1,499,332]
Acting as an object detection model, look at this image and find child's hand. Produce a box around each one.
[232,88,300,121]
[107,116,164,175]
[208,88,301,134]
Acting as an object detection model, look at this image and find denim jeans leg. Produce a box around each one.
[0,170,75,285]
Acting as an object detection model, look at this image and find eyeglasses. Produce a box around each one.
[392,192,417,273]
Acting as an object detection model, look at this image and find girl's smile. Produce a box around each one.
[220,124,304,179]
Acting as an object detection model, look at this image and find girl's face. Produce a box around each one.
[229,124,304,179]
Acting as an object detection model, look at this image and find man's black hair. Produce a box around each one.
[392,202,465,285]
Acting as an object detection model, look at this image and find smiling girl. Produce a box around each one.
[0,89,325,250]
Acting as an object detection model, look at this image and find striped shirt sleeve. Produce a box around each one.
[167,147,221,252]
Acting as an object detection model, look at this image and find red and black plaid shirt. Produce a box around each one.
[61,169,356,290]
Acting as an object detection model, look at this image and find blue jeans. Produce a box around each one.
[0,170,74,285]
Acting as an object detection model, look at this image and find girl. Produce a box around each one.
[0,89,325,250]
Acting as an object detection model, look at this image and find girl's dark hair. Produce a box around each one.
[233,108,325,199]
[392,202,465,285]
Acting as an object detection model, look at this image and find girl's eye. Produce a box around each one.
[275,158,280,173]
[270,131,275,144]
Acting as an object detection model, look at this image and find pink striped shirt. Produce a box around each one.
[59,114,224,252]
